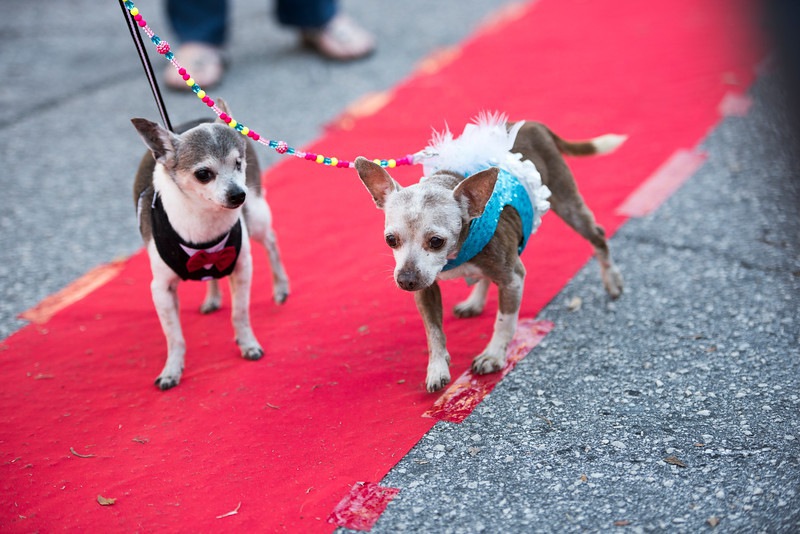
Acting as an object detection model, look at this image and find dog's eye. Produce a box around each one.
[194,168,215,183]
[235,159,242,171]
[429,236,445,250]
[385,234,398,248]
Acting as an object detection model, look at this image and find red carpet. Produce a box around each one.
[0,0,760,531]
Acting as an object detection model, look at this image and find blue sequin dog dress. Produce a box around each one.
[442,168,535,271]
[418,113,551,272]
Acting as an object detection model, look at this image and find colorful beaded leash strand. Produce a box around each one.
[122,0,418,169]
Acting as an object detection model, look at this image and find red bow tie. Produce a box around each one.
[186,246,237,273]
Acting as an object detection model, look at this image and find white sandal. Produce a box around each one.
[164,42,225,90]
[301,15,375,61]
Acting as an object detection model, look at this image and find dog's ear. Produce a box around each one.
[453,167,499,219]
[131,118,179,166]
[216,97,232,123]
[354,157,401,209]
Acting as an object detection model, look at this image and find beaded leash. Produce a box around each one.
[121,0,418,169]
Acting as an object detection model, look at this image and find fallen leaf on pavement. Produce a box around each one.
[97,495,116,506]
[567,296,582,312]
[664,455,687,467]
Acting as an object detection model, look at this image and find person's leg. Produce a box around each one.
[275,0,375,61]
[275,0,336,28]
[164,0,227,90]
[167,0,228,45]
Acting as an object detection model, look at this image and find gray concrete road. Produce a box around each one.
[1,1,797,532]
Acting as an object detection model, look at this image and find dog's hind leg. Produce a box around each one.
[200,280,222,314]
[245,195,290,304]
[551,194,623,298]
[515,122,623,298]
[588,226,623,299]
[544,156,623,298]
[453,278,490,318]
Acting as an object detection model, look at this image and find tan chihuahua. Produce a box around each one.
[132,99,289,390]
[355,114,624,392]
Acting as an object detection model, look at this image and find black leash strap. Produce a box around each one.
[119,0,173,132]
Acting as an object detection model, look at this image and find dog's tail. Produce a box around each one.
[549,128,627,157]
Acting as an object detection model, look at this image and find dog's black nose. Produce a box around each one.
[396,270,419,291]
[226,188,246,207]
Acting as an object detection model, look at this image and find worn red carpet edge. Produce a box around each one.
[0,0,760,531]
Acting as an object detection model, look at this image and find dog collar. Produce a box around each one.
[149,192,242,281]
[442,169,534,272]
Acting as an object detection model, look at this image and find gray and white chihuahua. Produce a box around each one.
[355,117,624,392]
[131,99,289,390]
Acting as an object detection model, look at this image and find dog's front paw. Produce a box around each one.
[602,265,624,300]
[472,351,506,375]
[154,373,181,390]
[240,344,265,361]
[155,357,184,390]
[426,359,451,393]
[273,282,290,305]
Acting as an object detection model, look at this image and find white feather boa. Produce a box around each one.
[416,112,551,228]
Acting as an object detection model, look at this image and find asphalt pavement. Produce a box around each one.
[1,1,798,532]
